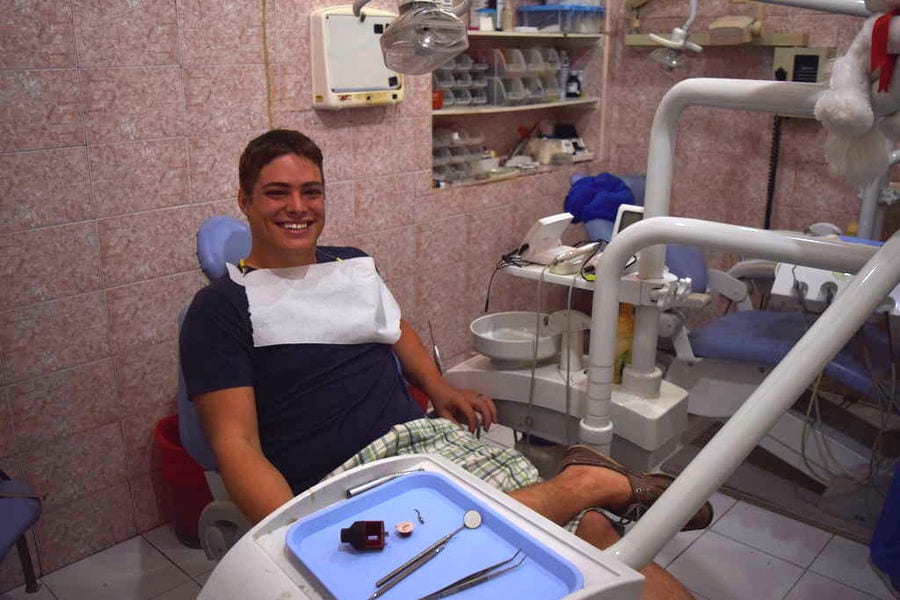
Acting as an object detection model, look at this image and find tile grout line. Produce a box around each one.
[139,533,199,598]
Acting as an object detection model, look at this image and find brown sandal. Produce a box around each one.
[560,445,714,531]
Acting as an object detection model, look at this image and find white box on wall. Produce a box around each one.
[310,5,405,110]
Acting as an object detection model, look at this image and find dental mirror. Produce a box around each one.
[463,509,482,529]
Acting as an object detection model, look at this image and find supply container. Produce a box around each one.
[516,5,604,34]
[433,70,454,90]
[522,76,546,103]
[524,48,547,73]
[471,72,489,88]
[470,88,489,105]
[540,47,562,72]
[454,53,474,71]
[541,75,562,101]
[474,49,527,77]
[452,88,474,106]
[453,71,473,88]
[154,414,214,548]
[486,76,527,106]
[471,55,490,71]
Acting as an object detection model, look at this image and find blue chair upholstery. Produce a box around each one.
[196,215,252,281]
[689,311,883,398]
[0,472,42,593]
[178,216,251,470]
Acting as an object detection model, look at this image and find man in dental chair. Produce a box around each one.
[180,129,709,599]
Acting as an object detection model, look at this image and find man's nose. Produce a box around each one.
[285,190,307,213]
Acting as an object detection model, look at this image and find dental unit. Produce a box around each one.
[194,1,900,598]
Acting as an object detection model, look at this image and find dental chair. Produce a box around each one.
[658,240,892,485]
[177,215,434,561]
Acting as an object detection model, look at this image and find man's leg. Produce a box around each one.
[575,511,695,600]
[508,466,695,600]
[507,463,632,525]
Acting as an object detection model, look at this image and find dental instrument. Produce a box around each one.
[418,549,525,600]
[374,509,482,592]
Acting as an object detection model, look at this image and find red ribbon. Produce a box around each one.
[872,9,900,93]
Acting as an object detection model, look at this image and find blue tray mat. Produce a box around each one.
[286,472,583,599]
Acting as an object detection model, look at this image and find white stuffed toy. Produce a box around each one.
[815,0,900,186]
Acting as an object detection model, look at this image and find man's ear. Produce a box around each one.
[237,189,250,215]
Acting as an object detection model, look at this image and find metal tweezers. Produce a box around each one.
[417,549,525,600]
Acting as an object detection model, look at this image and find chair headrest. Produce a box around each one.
[197,216,251,281]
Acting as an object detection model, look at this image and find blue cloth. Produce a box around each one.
[564,173,634,224]
[179,246,424,494]
[871,461,900,593]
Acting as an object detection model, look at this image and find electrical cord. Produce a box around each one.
[523,265,550,451]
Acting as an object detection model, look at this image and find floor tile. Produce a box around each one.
[810,535,896,599]
[0,583,57,599]
[193,571,212,587]
[41,537,190,600]
[143,525,216,578]
[667,530,804,600]
[150,580,199,600]
[711,501,833,567]
[785,571,882,600]
[653,492,738,568]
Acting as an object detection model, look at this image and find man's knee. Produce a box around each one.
[575,510,621,550]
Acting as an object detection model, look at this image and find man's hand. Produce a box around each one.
[430,387,497,434]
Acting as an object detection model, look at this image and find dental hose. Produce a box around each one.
[764,114,783,230]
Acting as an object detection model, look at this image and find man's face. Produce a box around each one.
[239,153,325,267]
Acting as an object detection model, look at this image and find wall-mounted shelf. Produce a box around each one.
[624,32,808,47]
[436,155,596,189]
[433,96,599,117]
[468,31,603,47]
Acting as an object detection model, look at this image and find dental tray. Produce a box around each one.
[285,471,583,599]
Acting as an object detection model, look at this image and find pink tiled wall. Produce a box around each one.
[603,0,863,233]
[0,0,869,590]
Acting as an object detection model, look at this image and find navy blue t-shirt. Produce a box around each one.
[179,246,424,494]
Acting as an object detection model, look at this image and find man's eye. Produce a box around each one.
[266,190,287,198]
[304,189,324,198]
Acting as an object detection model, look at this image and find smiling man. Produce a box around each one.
[179,129,706,600]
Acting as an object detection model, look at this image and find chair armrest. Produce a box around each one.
[708,269,752,309]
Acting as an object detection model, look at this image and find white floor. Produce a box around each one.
[2,425,896,600]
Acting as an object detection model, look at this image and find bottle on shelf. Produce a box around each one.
[501,0,515,31]
[566,71,582,98]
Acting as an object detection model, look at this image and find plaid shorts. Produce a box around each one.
[327,417,588,532]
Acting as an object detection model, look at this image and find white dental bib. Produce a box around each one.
[226,257,401,348]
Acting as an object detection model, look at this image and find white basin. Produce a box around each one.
[470,311,561,363]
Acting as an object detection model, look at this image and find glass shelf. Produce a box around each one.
[468,31,603,47]
[433,96,599,116]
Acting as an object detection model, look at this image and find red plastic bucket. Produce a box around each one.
[153,414,213,548]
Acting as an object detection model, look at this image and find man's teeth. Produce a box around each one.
[282,222,308,230]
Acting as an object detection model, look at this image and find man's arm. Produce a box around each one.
[194,386,293,524]
[393,319,497,432]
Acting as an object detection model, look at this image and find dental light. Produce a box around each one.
[647,0,702,70]
[353,0,470,75]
